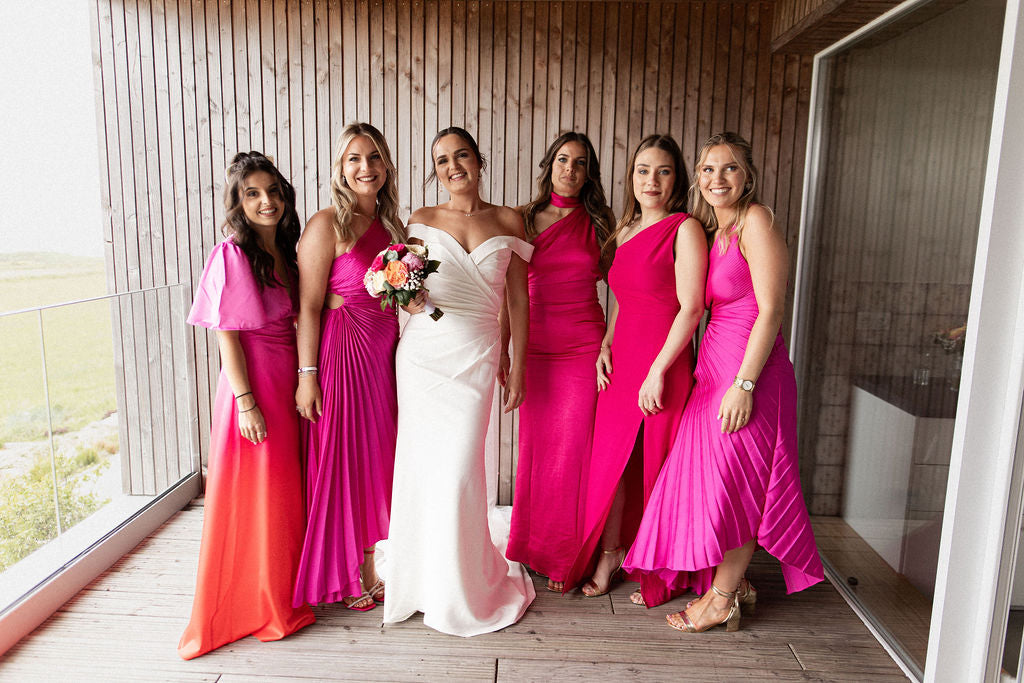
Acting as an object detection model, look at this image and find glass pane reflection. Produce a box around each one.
[801,0,1004,672]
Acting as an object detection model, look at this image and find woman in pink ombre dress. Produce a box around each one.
[292,123,404,611]
[562,135,707,608]
[506,132,614,593]
[179,152,314,659]
[624,132,823,633]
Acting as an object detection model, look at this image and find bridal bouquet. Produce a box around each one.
[364,243,444,320]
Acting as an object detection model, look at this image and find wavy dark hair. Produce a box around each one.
[603,134,689,259]
[424,126,487,187]
[521,132,614,265]
[222,151,300,290]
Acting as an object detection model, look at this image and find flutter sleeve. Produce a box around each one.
[186,240,270,330]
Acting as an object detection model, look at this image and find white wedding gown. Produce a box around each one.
[382,223,537,637]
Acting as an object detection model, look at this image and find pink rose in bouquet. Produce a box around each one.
[400,251,425,271]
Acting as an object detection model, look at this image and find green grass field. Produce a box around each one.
[0,253,115,445]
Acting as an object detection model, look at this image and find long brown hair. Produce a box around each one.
[689,131,771,252]
[222,151,300,289]
[602,134,689,260]
[521,132,614,249]
[330,122,404,244]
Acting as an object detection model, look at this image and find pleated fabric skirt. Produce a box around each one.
[624,337,824,596]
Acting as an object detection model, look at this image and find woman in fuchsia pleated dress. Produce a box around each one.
[292,123,404,611]
[624,132,823,633]
[179,152,314,659]
[506,132,614,592]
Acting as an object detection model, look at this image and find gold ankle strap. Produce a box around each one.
[710,584,737,599]
[601,546,624,554]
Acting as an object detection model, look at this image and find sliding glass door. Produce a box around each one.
[793,0,1005,675]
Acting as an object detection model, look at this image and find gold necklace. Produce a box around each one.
[451,204,485,218]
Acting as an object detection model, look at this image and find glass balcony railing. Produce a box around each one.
[0,283,196,610]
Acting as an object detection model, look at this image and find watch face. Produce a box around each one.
[742,380,754,391]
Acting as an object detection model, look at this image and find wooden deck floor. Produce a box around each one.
[0,505,908,682]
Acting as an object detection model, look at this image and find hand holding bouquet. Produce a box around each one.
[364,243,444,320]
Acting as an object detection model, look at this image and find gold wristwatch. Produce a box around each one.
[733,376,755,392]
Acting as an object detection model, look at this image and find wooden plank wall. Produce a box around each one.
[91,0,814,501]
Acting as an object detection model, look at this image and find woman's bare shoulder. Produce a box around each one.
[494,206,526,238]
[409,205,440,226]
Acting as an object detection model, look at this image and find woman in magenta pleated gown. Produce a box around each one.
[506,132,614,593]
[179,152,315,659]
[624,132,823,633]
[563,135,708,607]
[292,123,405,611]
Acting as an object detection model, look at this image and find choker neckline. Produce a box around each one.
[550,192,581,209]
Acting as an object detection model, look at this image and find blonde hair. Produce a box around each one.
[689,131,772,252]
[330,122,404,244]
[602,134,689,259]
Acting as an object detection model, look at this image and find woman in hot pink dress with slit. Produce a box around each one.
[563,135,708,608]
[624,132,823,633]
[179,152,315,659]
[292,123,404,611]
[506,132,614,592]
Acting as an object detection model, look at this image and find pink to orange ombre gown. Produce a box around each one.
[624,232,824,597]
[292,218,399,606]
[507,199,604,585]
[563,213,696,607]
[178,239,315,660]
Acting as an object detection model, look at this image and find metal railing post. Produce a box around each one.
[37,309,62,536]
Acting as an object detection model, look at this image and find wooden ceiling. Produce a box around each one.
[770,0,977,54]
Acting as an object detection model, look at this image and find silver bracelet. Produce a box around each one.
[297,366,318,376]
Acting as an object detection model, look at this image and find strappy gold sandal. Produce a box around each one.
[363,548,385,603]
[667,584,740,633]
[736,577,757,615]
[684,577,757,614]
[581,546,625,597]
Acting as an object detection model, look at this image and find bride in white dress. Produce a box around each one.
[383,127,536,636]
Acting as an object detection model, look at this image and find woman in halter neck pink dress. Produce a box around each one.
[506,132,614,593]
[624,132,823,633]
[562,135,708,608]
[292,123,405,611]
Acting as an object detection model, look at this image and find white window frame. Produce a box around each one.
[790,0,1024,679]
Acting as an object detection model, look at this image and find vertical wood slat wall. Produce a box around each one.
[92,0,813,501]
